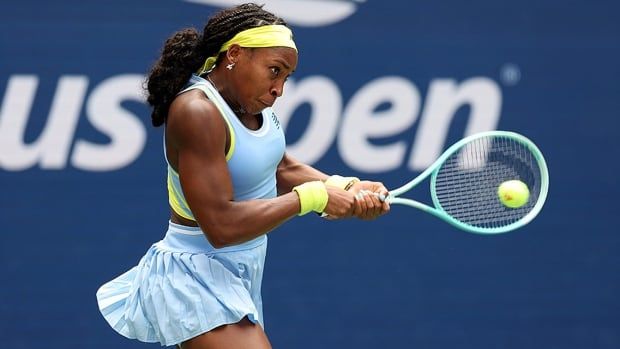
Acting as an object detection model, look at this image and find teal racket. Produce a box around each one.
[382,131,549,234]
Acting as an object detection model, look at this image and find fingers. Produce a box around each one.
[354,189,387,220]
[353,190,369,218]
[373,183,389,201]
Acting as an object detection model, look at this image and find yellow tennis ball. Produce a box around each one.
[497,180,530,208]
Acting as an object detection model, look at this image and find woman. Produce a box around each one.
[96,3,390,348]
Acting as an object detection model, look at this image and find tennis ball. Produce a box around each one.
[497,180,530,208]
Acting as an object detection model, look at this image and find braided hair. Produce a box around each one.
[146,3,287,127]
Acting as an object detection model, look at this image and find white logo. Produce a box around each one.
[0,75,146,171]
[182,0,364,27]
[0,73,503,172]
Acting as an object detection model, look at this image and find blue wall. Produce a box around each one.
[1,0,619,348]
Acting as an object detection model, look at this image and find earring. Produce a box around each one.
[226,63,235,70]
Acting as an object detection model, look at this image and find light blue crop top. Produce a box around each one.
[167,74,286,220]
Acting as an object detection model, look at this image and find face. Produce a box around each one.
[229,46,298,114]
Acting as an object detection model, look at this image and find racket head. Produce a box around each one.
[429,131,549,234]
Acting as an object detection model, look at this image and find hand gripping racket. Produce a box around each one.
[381,131,549,234]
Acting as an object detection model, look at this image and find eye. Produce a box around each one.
[270,66,281,76]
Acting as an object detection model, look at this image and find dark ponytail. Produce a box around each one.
[146,29,206,127]
[145,3,288,127]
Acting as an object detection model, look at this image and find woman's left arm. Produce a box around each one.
[276,152,329,194]
[276,153,390,219]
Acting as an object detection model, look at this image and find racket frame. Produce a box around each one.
[386,131,549,234]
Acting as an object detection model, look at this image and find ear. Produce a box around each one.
[226,44,244,65]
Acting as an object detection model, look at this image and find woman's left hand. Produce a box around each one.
[349,181,390,220]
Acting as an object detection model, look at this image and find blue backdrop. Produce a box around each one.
[1,0,619,348]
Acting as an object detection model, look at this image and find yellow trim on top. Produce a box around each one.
[224,116,235,161]
[167,168,195,221]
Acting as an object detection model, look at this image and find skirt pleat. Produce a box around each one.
[96,223,267,346]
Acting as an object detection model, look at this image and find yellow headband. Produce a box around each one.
[198,25,297,75]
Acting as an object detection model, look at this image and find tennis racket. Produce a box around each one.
[381,131,549,234]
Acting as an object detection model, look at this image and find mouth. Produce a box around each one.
[259,99,275,108]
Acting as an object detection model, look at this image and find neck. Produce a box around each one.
[206,73,247,115]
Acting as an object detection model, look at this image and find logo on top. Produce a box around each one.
[182,0,364,27]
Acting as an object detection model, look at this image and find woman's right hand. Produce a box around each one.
[322,186,356,219]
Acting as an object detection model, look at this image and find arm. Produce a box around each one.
[276,152,328,194]
[276,152,361,218]
[276,152,390,220]
[167,95,358,247]
[167,96,301,247]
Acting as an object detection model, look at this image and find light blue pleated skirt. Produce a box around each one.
[96,222,267,346]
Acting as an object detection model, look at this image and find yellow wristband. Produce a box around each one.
[292,181,329,216]
[325,175,360,191]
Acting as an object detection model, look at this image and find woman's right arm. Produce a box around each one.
[166,95,355,247]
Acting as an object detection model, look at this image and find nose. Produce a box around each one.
[270,80,285,98]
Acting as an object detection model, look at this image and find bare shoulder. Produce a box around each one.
[167,90,227,149]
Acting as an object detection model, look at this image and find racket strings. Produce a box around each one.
[433,136,542,229]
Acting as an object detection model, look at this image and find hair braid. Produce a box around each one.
[145,3,287,127]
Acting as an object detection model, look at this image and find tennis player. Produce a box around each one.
[96,3,389,348]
